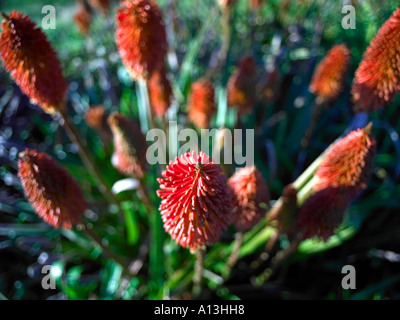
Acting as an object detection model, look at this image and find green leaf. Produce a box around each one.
[349,276,400,300]
[121,201,139,245]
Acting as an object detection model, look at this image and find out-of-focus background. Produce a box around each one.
[0,0,400,300]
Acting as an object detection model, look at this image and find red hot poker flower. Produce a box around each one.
[315,124,376,192]
[85,105,111,143]
[296,124,376,242]
[227,56,257,115]
[18,149,87,229]
[148,66,173,117]
[116,0,167,80]
[85,106,108,132]
[296,187,354,241]
[74,4,92,35]
[228,166,269,231]
[309,44,350,103]
[249,0,264,10]
[89,0,110,14]
[0,11,68,115]
[352,9,400,112]
[108,112,147,178]
[157,151,232,251]
[188,79,216,129]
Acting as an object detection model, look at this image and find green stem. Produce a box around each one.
[83,227,130,274]
[254,239,300,286]
[192,247,205,297]
[216,7,232,75]
[297,176,318,206]
[292,150,325,191]
[60,113,121,208]
[300,98,325,149]
[226,231,244,273]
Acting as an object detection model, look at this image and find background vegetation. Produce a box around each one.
[0,0,400,300]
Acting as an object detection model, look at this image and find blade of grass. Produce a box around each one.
[121,201,139,246]
[178,8,218,93]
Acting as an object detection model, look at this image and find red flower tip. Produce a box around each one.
[315,123,376,192]
[85,106,111,143]
[85,105,107,131]
[227,56,257,115]
[108,112,147,178]
[0,11,68,115]
[228,166,269,231]
[296,186,354,241]
[18,149,87,229]
[352,8,400,112]
[309,44,350,103]
[74,5,92,35]
[148,66,173,117]
[116,0,167,80]
[188,79,216,129]
[89,0,110,14]
[157,151,232,251]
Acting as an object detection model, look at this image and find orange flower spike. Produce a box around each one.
[18,149,87,229]
[74,5,92,35]
[108,112,147,178]
[85,106,108,132]
[310,44,350,103]
[0,11,68,115]
[228,166,270,231]
[352,8,400,112]
[188,79,216,129]
[148,66,173,117]
[249,0,264,10]
[116,0,167,80]
[315,123,376,192]
[157,151,232,251]
[227,56,257,115]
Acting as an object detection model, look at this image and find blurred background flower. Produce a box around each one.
[0,0,400,301]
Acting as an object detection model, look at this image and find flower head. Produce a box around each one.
[85,106,107,131]
[85,106,111,143]
[228,166,269,231]
[296,124,376,241]
[157,151,232,251]
[74,4,92,35]
[227,56,257,115]
[0,11,68,115]
[116,0,167,80]
[296,186,354,241]
[18,149,87,229]
[260,68,281,102]
[188,79,216,129]
[250,0,264,10]
[352,9,400,112]
[315,124,376,192]
[148,66,173,117]
[89,0,110,14]
[108,112,147,178]
[309,44,350,103]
